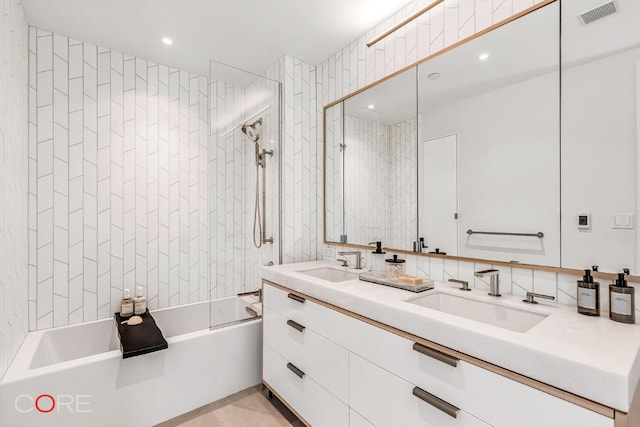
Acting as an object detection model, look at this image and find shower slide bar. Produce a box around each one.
[466,229,544,238]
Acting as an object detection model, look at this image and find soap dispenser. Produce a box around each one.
[369,241,386,272]
[609,269,635,324]
[577,268,600,316]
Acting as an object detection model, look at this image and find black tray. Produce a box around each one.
[114,310,168,359]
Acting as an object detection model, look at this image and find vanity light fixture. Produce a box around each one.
[162,37,173,45]
[478,53,489,61]
[366,0,444,48]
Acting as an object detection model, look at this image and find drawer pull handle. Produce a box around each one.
[287,319,305,332]
[413,343,459,367]
[412,386,459,419]
[287,293,306,303]
[245,306,258,317]
[286,362,305,379]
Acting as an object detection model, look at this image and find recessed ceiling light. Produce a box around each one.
[478,53,489,61]
[162,37,173,45]
[368,104,375,110]
[427,72,440,80]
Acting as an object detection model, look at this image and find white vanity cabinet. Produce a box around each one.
[262,283,349,427]
[262,281,616,427]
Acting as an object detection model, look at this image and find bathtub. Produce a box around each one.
[0,296,262,427]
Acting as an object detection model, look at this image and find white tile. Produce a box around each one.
[98,52,110,85]
[557,273,578,306]
[37,243,54,282]
[37,70,53,106]
[69,210,83,246]
[53,157,68,197]
[53,295,69,327]
[84,259,97,293]
[69,44,83,79]
[492,0,512,23]
[37,208,54,249]
[69,110,83,144]
[37,174,54,212]
[53,226,69,264]
[37,105,53,142]
[53,55,68,94]
[53,124,69,162]
[69,274,83,313]
[83,291,97,321]
[37,139,53,177]
[84,198,97,235]
[84,97,97,133]
[69,177,83,212]
[53,260,69,298]
[512,268,534,297]
[475,0,493,32]
[37,275,53,317]
[37,35,53,72]
[53,191,68,230]
[69,78,83,112]
[53,34,68,61]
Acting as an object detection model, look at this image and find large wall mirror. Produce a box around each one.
[324,0,640,276]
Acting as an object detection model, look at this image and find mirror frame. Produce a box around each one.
[322,0,640,283]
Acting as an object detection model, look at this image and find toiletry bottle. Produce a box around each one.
[609,269,635,324]
[577,269,600,316]
[369,241,386,272]
[133,286,147,315]
[121,289,134,317]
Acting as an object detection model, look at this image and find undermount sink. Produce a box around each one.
[407,292,548,333]
[299,267,359,282]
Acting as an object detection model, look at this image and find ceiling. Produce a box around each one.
[22,0,414,84]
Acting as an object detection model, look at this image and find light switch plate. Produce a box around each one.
[612,213,634,229]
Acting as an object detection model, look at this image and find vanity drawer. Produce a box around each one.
[263,306,349,403]
[349,353,491,427]
[263,344,349,427]
[262,283,351,346]
[346,316,613,427]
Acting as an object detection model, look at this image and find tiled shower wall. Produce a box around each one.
[208,70,280,298]
[273,56,321,265]
[28,28,209,329]
[0,0,28,378]
[315,0,616,308]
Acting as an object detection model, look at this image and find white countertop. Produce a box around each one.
[261,260,640,412]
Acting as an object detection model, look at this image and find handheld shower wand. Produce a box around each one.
[241,117,273,248]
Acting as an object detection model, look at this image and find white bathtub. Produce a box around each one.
[0,297,262,427]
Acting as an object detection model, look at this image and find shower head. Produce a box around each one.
[241,118,263,142]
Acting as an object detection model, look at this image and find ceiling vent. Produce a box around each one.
[578,1,617,25]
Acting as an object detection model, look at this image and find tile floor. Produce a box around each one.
[156,385,305,427]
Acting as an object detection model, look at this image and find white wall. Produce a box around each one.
[421,71,560,266]
[561,46,640,273]
[0,0,29,379]
[28,28,210,329]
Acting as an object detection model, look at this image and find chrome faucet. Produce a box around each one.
[448,278,471,291]
[475,269,501,297]
[523,292,555,304]
[337,251,363,269]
